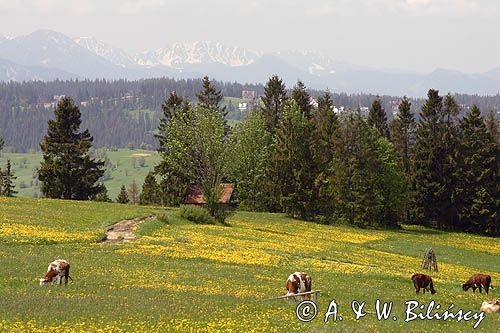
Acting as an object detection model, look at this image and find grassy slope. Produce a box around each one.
[0,149,160,199]
[0,198,498,332]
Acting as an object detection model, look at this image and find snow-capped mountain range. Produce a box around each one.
[134,41,262,68]
[0,29,499,96]
[74,36,136,68]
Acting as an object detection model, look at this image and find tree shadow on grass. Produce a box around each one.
[399,226,444,236]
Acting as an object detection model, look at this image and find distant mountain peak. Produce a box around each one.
[74,36,135,67]
[134,41,262,68]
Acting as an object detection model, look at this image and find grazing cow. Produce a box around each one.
[39,259,72,286]
[463,274,493,294]
[286,272,312,300]
[411,274,436,295]
[480,300,500,314]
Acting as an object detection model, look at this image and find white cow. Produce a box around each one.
[480,300,500,314]
[39,259,72,286]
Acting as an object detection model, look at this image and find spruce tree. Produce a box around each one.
[413,89,450,228]
[116,185,130,204]
[390,97,416,223]
[155,93,192,205]
[440,94,461,228]
[1,160,16,197]
[196,76,226,116]
[456,105,499,235]
[391,97,415,175]
[327,111,407,227]
[269,100,316,220]
[485,110,499,144]
[368,98,389,138]
[291,80,312,118]
[94,185,112,202]
[261,75,287,131]
[140,172,161,205]
[162,91,184,121]
[38,97,104,200]
[327,112,379,226]
[156,92,190,154]
[311,92,340,216]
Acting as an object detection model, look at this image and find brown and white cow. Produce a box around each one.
[480,300,500,314]
[39,259,72,286]
[286,272,312,300]
[411,273,436,295]
[463,274,492,294]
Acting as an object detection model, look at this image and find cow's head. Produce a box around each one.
[39,269,58,286]
[462,283,470,291]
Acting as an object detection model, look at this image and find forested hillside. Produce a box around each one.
[1,78,499,152]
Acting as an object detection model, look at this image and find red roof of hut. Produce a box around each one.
[185,184,234,204]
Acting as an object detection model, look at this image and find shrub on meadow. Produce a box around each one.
[179,205,216,225]
[157,213,169,224]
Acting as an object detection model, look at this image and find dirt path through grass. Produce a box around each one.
[101,215,155,242]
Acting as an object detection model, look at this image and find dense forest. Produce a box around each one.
[139,76,498,236]
[1,75,498,236]
[1,78,499,152]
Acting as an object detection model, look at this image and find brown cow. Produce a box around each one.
[286,272,312,300]
[39,259,72,286]
[463,274,492,294]
[411,274,436,295]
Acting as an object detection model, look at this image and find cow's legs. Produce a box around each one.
[64,267,70,285]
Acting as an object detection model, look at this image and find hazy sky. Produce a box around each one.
[0,0,499,73]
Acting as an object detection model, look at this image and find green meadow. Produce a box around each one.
[0,149,160,199]
[0,197,498,332]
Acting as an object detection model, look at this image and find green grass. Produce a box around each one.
[0,198,498,332]
[0,148,161,200]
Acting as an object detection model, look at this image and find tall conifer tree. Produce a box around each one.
[291,80,312,118]
[140,172,161,205]
[368,98,389,138]
[261,75,287,131]
[38,97,104,200]
[440,94,461,228]
[390,97,416,222]
[456,105,499,235]
[196,76,226,116]
[391,97,415,175]
[413,89,449,228]
[269,100,316,220]
[116,185,130,204]
[1,160,17,197]
[485,110,499,144]
[311,92,340,216]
